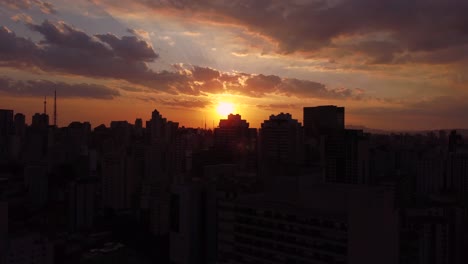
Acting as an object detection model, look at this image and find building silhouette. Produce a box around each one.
[1,105,468,264]
[214,114,257,173]
[303,105,344,141]
[259,113,303,177]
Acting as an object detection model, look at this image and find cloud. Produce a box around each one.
[127,28,151,41]
[0,0,56,14]
[11,13,34,24]
[97,0,468,65]
[0,21,174,91]
[158,97,212,109]
[175,64,364,99]
[181,31,201,37]
[242,74,281,97]
[0,21,363,100]
[0,77,120,99]
[256,103,297,110]
[191,66,220,81]
[95,33,158,62]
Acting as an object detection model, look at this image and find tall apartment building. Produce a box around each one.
[303,106,344,141]
[214,114,257,173]
[217,181,399,264]
[259,113,303,176]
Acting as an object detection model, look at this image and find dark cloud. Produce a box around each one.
[95,33,158,62]
[27,21,111,55]
[0,77,120,99]
[0,26,37,65]
[0,21,175,92]
[277,78,361,99]
[242,74,281,97]
[0,0,56,14]
[191,66,220,81]
[105,0,468,65]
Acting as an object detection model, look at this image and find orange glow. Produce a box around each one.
[216,102,234,117]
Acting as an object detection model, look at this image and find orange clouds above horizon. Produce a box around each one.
[0,0,468,130]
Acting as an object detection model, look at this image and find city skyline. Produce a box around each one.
[1,103,467,263]
[1,1,468,130]
[2,2,468,263]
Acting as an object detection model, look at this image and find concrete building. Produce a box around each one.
[169,182,217,264]
[259,113,303,176]
[5,233,54,264]
[0,110,14,158]
[217,180,399,264]
[68,177,98,231]
[24,163,48,208]
[400,206,468,264]
[214,114,257,173]
[303,106,344,141]
[0,202,7,264]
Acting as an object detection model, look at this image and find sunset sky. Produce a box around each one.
[1,0,467,130]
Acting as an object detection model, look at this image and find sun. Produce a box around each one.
[216,102,234,116]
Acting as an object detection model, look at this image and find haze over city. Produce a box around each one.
[1,0,468,130]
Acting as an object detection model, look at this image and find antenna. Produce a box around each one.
[54,90,57,127]
[204,116,206,130]
[43,96,47,115]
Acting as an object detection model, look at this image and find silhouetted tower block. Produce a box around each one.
[101,148,142,212]
[217,183,399,264]
[0,202,7,264]
[149,109,167,144]
[0,109,13,136]
[321,129,370,184]
[343,129,370,184]
[170,182,217,264]
[134,118,143,137]
[14,113,25,137]
[214,114,257,172]
[24,163,49,207]
[135,118,143,129]
[260,113,303,176]
[110,120,132,145]
[31,113,49,129]
[303,105,345,167]
[0,109,14,157]
[447,153,468,203]
[68,177,97,231]
[449,130,463,153]
[400,206,468,264]
[303,105,345,141]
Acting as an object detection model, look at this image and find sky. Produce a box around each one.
[0,0,467,130]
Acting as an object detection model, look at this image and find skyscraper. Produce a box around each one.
[214,114,257,172]
[303,105,344,141]
[259,113,303,176]
[0,109,14,157]
[14,113,26,137]
[31,113,49,129]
